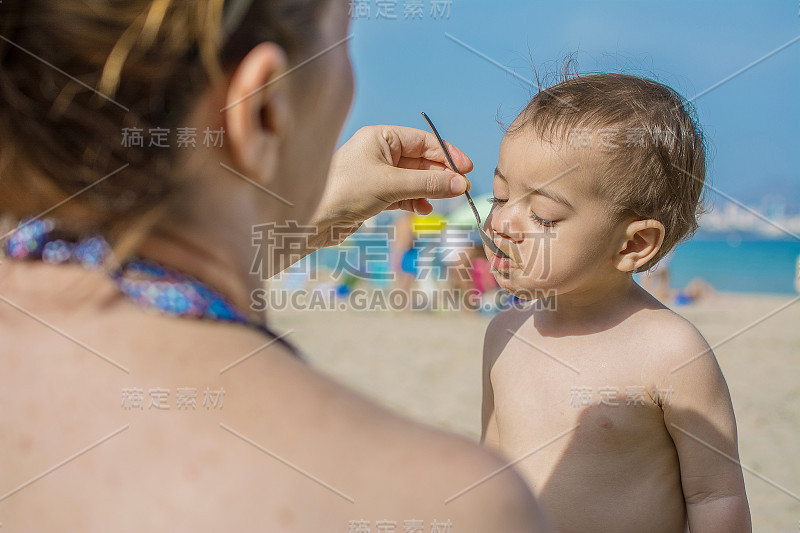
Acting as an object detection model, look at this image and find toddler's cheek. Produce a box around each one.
[506,250,568,297]
[518,241,555,280]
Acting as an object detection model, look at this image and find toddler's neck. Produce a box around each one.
[532,274,662,335]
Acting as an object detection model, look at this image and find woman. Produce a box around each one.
[0,0,550,530]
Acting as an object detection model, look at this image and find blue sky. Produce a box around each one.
[339,0,800,214]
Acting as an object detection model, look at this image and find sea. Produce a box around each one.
[664,234,800,295]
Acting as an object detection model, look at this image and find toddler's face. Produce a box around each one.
[485,127,625,299]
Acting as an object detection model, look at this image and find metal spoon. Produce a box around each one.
[421,112,510,259]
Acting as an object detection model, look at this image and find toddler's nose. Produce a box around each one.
[488,213,523,244]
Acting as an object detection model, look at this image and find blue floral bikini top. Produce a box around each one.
[4,219,301,358]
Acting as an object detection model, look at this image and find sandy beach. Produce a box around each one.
[272,292,800,532]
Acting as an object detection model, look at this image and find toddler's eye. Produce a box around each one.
[488,196,507,205]
[530,211,556,228]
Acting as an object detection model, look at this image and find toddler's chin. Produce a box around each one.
[494,273,556,301]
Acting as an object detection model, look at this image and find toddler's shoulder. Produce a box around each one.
[485,304,534,340]
[482,305,535,365]
[633,307,718,384]
[636,306,710,353]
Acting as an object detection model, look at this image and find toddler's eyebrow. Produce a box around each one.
[494,167,574,210]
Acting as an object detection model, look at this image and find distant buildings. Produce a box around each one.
[699,202,800,238]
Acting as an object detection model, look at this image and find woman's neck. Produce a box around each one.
[136,207,266,323]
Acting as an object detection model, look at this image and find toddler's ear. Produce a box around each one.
[613,219,665,272]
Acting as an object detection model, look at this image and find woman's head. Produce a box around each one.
[0,0,353,253]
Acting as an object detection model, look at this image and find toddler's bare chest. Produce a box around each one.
[491,335,670,453]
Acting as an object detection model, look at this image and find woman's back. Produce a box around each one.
[0,262,543,531]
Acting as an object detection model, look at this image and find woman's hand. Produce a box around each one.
[309,125,473,247]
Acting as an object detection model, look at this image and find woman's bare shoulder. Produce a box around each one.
[1,294,548,532]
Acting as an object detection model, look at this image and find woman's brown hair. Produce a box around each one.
[0,0,324,254]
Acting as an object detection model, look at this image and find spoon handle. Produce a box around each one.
[421,112,459,173]
[421,112,483,226]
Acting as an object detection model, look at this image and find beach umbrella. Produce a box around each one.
[411,212,447,235]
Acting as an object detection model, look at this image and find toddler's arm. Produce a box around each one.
[660,331,751,531]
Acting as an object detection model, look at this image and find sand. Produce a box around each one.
[271,292,800,531]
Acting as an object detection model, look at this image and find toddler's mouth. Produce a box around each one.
[488,240,519,271]
[489,251,515,272]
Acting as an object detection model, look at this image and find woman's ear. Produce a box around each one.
[223,42,291,185]
[613,219,665,272]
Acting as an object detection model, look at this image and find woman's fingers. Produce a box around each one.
[380,125,474,174]
[385,198,434,215]
[440,140,474,174]
[382,167,471,204]
[311,125,475,249]
[396,156,448,171]
[413,198,434,214]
